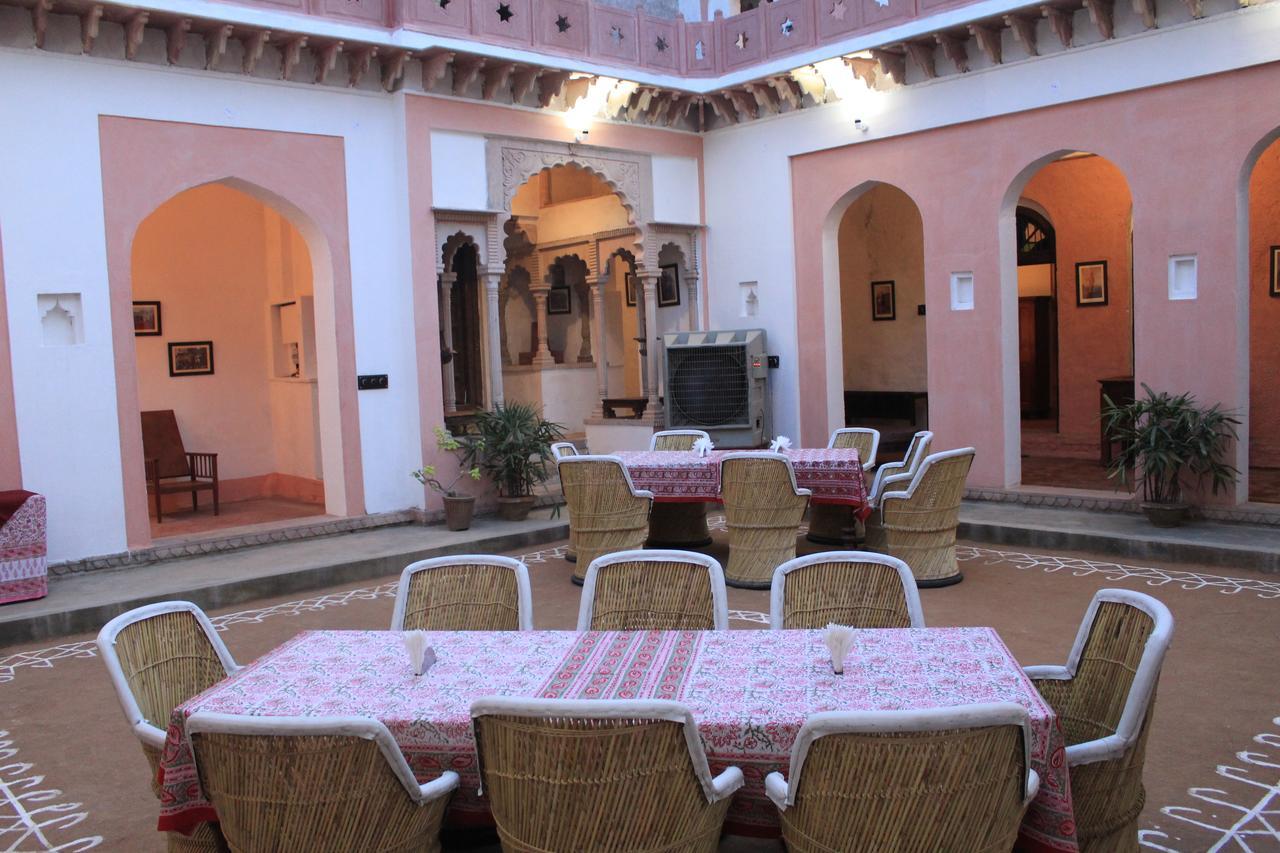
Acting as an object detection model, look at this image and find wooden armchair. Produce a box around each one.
[141,410,219,523]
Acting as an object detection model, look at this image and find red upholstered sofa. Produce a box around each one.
[0,490,47,605]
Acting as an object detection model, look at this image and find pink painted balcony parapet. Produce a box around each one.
[222,0,984,79]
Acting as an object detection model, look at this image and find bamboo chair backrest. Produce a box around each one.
[650,430,710,451]
[829,428,880,468]
[881,448,974,524]
[902,431,933,473]
[769,552,924,629]
[720,453,806,512]
[551,442,579,460]
[391,555,532,631]
[558,456,652,567]
[775,705,1035,852]
[578,549,728,630]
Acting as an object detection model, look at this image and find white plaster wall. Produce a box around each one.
[430,131,489,211]
[651,155,701,225]
[701,5,1280,442]
[0,46,423,560]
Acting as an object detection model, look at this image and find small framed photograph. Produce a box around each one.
[168,341,214,377]
[625,272,637,307]
[658,263,681,307]
[1270,246,1280,297]
[132,301,162,336]
[547,286,572,315]
[1076,260,1108,306]
[871,280,895,321]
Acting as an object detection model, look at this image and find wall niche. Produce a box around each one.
[38,293,84,346]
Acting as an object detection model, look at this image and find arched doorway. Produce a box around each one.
[1004,152,1135,492]
[129,183,327,537]
[834,182,928,458]
[1246,134,1280,503]
[444,241,484,412]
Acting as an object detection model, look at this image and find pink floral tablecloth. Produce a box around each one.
[614,449,871,516]
[0,491,47,606]
[158,628,1075,850]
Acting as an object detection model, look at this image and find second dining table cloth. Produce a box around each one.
[157,627,1077,851]
[613,448,871,517]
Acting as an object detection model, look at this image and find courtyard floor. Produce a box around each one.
[3,519,1278,851]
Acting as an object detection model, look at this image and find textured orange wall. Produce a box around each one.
[1022,156,1134,458]
[1250,142,1280,470]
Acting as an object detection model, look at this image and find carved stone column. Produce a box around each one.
[483,272,505,406]
[641,271,663,424]
[589,275,608,417]
[636,286,649,400]
[530,282,555,367]
[498,278,513,366]
[686,274,700,331]
[439,272,457,414]
[577,284,593,363]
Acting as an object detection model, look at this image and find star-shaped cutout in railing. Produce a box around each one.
[780,17,794,35]
[496,2,514,21]
[734,31,749,49]
[438,0,450,8]
[655,35,668,51]
[609,25,624,44]
[555,14,570,31]
[830,0,847,18]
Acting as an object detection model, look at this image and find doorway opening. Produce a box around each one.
[1247,135,1280,503]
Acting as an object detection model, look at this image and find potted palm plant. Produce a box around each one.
[466,402,565,521]
[1103,384,1240,528]
[412,426,483,531]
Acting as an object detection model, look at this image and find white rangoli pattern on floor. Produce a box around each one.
[0,731,101,851]
[1139,717,1280,851]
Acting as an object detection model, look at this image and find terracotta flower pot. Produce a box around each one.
[497,495,536,522]
[442,495,476,531]
[1141,501,1189,528]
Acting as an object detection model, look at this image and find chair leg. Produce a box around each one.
[191,488,198,512]
[154,489,163,524]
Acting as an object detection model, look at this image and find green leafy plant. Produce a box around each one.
[465,402,565,498]
[1103,384,1240,505]
[411,426,483,497]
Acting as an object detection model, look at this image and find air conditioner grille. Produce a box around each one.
[668,345,749,427]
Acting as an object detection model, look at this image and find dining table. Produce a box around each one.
[157,627,1078,851]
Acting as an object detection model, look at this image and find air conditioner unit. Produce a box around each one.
[662,329,768,448]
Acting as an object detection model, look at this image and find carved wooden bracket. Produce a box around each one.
[31,0,50,49]
[845,56,879,89]
[1185,0,1204,17]
[870,48,906,84]
[726,88,758,120]
[124,11,149,61]
[166,19,190,65]
[1083,0,1114,39]
[968,24,1001,63]
[381,48,407,91]
[280,35,308,81]
[510,65,542,102]
[904,42,936,79]
[241,29,270,74]
[346,45,376,87]
[452,55,485,96]
[745,81,779,114]
[205,23,232,70]
[420,49,452,90]
[1041,5,1073,46]
[315,40,342,84]
[770,75,803,108]
[537,70,570,107]
[708,93,738,124]
[668,95,695,127]
[80,3,103,54]
[1004,13,1038,55]
[935,33,969,73]
[482,62,514,100]
[1132,0,1157,28]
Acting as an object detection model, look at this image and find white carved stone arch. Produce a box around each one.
[439,228,485,273]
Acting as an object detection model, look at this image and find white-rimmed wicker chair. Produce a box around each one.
[97,601,238,853]
[391,555,532,631]
[863,447,975,587]
[471,697,743,852]
[1025,589,1174,853]
[867,430,933,506]
[769,552,924,630]
[558,455,654,585]
[649,429,711,451]
[719,452,811,589]
[186,713,459,853]
[828,427,881,469]
[550,441,579,461]
[577,549,728,631]
[764,703,1041,853]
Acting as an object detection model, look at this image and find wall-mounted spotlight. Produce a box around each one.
[574,128,590,144]
[853,118,869,133]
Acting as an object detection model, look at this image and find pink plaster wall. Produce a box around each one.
[99,117,365,547]
[0,229,20,490]
[1250,141,1280,470]
[792,65,1272,495]
[1022,157,1133,458]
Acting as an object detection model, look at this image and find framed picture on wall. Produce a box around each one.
[1270,246,1280,297]
[547,285,572,315]
[132,301,162,336]
[1076,260,1109,306]
[168,341,214,377]
[871,280,896,321]
[625,272,637,307]
[658,264,681,307]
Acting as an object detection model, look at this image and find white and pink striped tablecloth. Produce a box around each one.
[0,491,47,606]
[614,449,870,515]
[157,628,1076,851]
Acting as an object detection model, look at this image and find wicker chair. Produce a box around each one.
[471,697,743,852]
[828,427,881,469]
[550,442,579,461]
[868,430,933,505]
[769,552,924,630]
[577,549,728,631]
[765,703,1040,853]
[1025,589,1174,853]
[97,601,239,853]
[863,447,974,587]
[558,455,654,585]
[187,713,459,853]
[719,452,810,589]
[649,429,711,451]
[390,555,532,631]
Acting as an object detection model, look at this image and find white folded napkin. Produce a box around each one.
[822,623,855,675]
[692,435,715,457]
[769,435,793,453]
[402,630,437,676]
